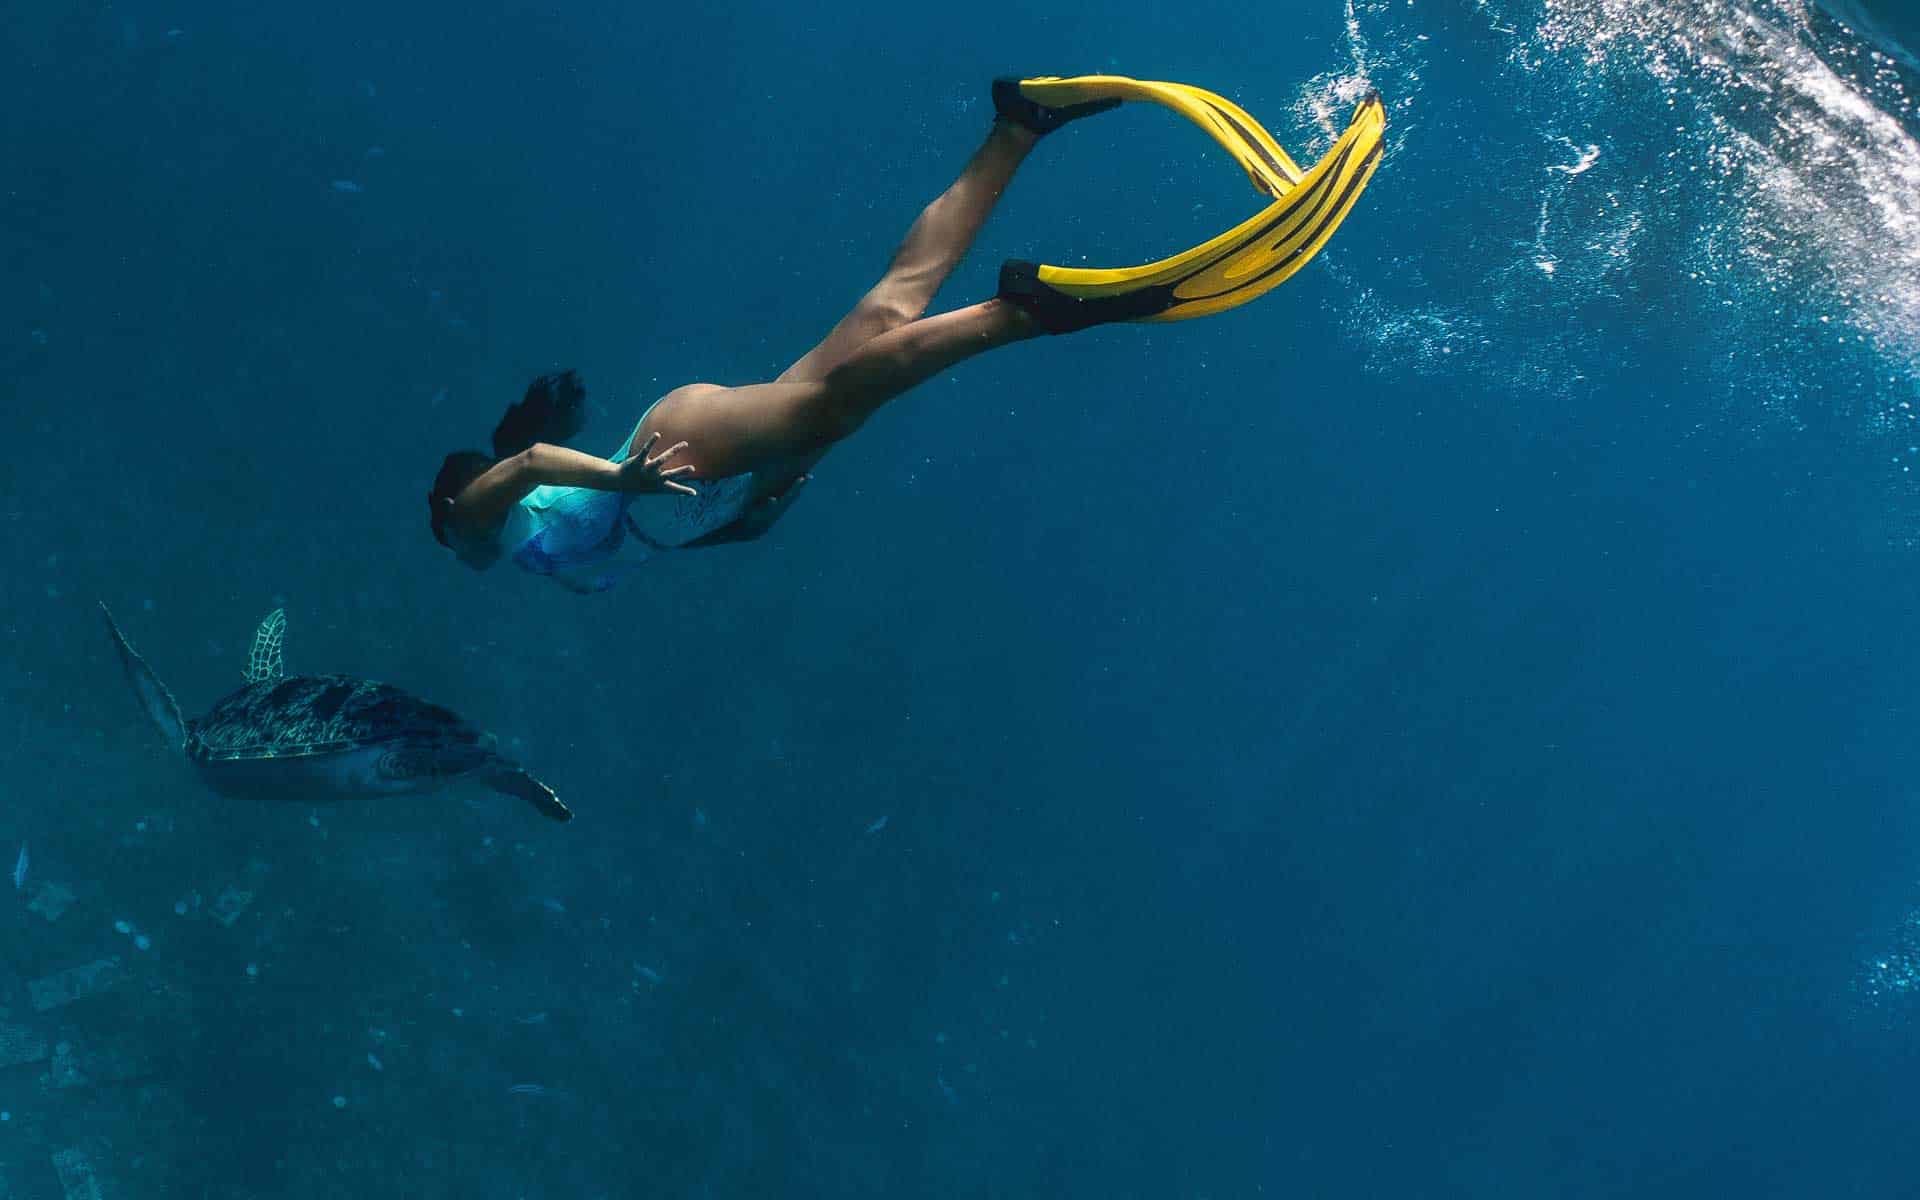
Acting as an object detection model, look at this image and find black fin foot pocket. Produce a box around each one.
[997,259,1173,334]
[991,78,1121,136]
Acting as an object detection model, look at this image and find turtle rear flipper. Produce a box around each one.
[100,603,187,753]
[489,769,572,822]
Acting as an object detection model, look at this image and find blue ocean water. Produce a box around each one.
[3,0,1919,1194]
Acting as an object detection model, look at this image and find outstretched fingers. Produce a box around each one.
[644,439,690,470]
[645,439,697,495]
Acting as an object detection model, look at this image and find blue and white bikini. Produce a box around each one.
[497,408,758,594]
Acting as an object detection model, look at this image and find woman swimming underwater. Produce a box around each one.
[428,75,1386,592]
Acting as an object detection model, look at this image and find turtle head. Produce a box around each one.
[373,748,428,790]
[100,603,188,754]
[374,742,492,792]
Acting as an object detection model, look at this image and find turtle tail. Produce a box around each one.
[489,769,573,822]
[100,603,187,754]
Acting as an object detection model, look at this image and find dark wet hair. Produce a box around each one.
[427,369,590,547]
[427,451,495,547]
[492,369,587,458]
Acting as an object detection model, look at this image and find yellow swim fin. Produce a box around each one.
[995,76,1387,333]
[1011,75,1305,198]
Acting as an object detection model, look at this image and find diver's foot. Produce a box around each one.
[995,259,1172,335]
[991,78,1121,136]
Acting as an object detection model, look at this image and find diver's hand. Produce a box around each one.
[617,432,698,496]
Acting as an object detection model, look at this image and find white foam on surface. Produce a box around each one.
[1301,0,1920,441]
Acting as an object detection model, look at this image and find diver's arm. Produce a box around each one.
[521,443,627,489]
[448,445,609,533]
[453,440,695,531]
[521,438,697,493]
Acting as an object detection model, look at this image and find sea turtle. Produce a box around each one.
[101,603,571,822]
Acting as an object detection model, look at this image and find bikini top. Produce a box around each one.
[502,471,758,594]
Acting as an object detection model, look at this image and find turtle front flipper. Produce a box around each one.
[100,603,187,754]
[245,608,286,683]
[489,769,573,822]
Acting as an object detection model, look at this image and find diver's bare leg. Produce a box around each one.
[647,299,1037,478]
[778,121,1040,385]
